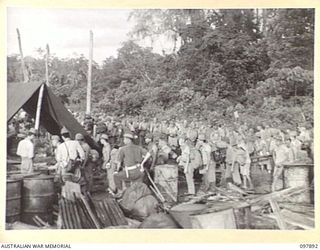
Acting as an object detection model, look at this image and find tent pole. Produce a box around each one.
[16,28,29,83]
[46,44,50,86]
[34,84,45,131]
[86,30,93,115]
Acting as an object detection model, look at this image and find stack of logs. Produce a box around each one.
[59,193,127,229]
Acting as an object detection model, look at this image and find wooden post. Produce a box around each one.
[46,44,50,86]
[86,30,93,115]
[34,84,45,131]
[16,28,29,83]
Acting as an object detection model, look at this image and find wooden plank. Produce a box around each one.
[109,199,128,225]
[280,209,315,229]
[278,202,314,216]
[213,186,241,201]
[80,196,101,229]
[248,186,307,205]
[101,200,117,226]
[70,200,82,229]
[227,183,248,195]
[268,199,287,230]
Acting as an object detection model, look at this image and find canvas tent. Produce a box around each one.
[7,81,99,150]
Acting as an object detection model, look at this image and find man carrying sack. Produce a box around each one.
[56,127,85,183]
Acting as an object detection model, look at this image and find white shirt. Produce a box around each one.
[56,139,85,163]
[16,137,34,159]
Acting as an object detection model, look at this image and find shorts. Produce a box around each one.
[240,163,250,176]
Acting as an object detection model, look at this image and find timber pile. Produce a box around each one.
[91,196,128,227]
[178,184,314,230]
[263,202,315,230]
[59,192,127,229]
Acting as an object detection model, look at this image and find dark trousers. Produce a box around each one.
[114,168,144,190]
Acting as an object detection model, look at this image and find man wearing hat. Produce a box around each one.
[16,128,37,174]
[56,127,85,180]
[113,132,145,196]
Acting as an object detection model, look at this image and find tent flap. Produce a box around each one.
[7,82,99,150]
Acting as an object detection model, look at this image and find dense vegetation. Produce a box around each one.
[7,9,314,129]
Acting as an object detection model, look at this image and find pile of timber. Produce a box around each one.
[182,183,314,230]
[59,192,127,229]
[91,196,127,227]
[262,202,315,230]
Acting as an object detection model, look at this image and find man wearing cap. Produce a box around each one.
[113,132,145,195]
[56,127,85,180]
[16,128,36,174]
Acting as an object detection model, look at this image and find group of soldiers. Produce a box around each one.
[57,113,313,197]
[12,111,313,198]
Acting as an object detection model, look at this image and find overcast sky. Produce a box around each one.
[7,8,140,65]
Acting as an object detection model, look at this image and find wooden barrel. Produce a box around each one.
[7,171,41,180]
[154,164,178,202]
[169,203,207,228]
[6,178,22,223]
[21,174,55,225]
[283,164,313,203]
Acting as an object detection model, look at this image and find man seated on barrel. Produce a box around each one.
[113,132,145,197]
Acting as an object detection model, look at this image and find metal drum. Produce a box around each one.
[154,164,178,202]
[169,203,207,228]
[21,174,55,225]
[283,164,313,203]
[6,178,22,223]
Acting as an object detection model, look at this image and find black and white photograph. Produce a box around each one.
[6,8,315,230]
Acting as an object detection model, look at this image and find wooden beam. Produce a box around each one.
[269,199,287,230]
[34,84,45,131]
[45,44,50,86]
[16,28,29,83]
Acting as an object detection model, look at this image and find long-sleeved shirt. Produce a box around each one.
[16,137,34,159]
[56,139,85,163]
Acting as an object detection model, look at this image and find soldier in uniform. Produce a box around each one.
[113,133,145,196]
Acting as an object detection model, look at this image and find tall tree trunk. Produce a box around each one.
[16,28,29,83]
[262,9,267,36]
[86,30,93,115]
